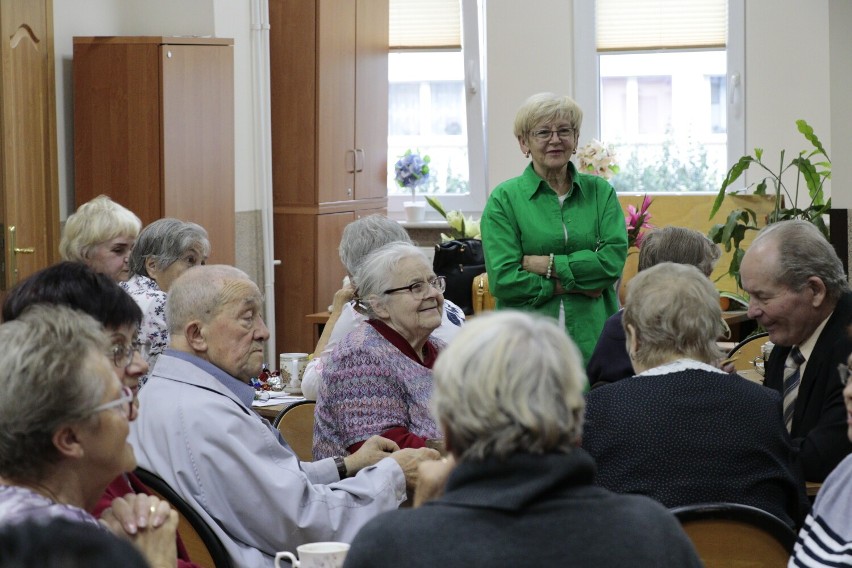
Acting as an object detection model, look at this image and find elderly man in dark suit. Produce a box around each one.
[740,219,852,482]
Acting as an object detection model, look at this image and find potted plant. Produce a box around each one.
[394,149,431,222]
[708,120,831,291]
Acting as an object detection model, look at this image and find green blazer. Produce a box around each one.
[481,162,627,363]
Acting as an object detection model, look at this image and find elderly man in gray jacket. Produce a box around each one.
[130,265,438,567]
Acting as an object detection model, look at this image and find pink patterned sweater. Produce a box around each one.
[313,322,444,459]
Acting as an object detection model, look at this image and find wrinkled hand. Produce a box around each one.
[344,435,399,476]
[331,282,356,314]
[522,255,551,276]
[98,492,172,535]
[413,456,455,508]
[100,494,178,568]
[389,447,442,492]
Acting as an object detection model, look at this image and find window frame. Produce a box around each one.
[388,0,487,220]
[572,0,744,190]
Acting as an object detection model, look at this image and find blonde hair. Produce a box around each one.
[623,262,725,368]
[432,311,586,461]
[513,92,583,139]
[60,195,142,262]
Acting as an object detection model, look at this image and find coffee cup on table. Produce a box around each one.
[274,542,350,568]
[279,353,309,389]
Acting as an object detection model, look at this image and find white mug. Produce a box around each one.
[279,352,309,388]
[274,542,350,568]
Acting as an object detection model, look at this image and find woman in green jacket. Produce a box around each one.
[481,93,627,364]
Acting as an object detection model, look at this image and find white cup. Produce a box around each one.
[274,542,350,568]
[279,353,309,388]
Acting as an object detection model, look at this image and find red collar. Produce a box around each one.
[367,319,439,368]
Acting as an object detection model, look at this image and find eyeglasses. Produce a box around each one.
[838,363,852,386]
[529,127,576,141]
[89,386,134,419]
[383,276,446,299]
[110,342,142,368]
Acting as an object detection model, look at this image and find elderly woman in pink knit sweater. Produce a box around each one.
[313,242,445,460]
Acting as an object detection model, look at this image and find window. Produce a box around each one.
[573,0,744,193]
[387,0,486,216]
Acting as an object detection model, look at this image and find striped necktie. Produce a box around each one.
[782,347,805,433]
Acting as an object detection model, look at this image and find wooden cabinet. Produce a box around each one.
[73,37,235,265]
[270,0,388,352]
[0,0,60,293]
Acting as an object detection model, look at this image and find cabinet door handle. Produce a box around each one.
[346,149,356,173]
[354,148,365,172]
[9,225,35,285]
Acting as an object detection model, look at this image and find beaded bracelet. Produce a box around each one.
[545,253,554,279]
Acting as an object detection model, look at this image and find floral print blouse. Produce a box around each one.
[121,274,168,387]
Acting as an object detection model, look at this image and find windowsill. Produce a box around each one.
[397,220,451,229]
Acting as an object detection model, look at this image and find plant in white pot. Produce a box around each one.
[394,149,431,222]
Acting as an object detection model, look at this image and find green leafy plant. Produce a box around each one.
[708,119,831,288]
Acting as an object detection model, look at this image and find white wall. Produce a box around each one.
[52,0,257,218]
[484,0,574,193]
[743,0,832,197]
[829,0,852,208]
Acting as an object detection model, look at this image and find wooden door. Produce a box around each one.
[354,0,389,201]
[0,0,59,292]
[160,43,235,265]
[317,0,356,204]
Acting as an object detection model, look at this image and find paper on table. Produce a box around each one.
[252,395,305,408]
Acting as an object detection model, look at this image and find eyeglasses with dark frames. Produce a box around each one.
[110,341,142,369]
[383,276,446,299]
[838,363,852,386]
[529,127,576,141]
[89,385,134,419]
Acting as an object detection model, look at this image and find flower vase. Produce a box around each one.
[403,201,426,222]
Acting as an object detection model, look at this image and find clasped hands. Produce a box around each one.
[522,255,602,298]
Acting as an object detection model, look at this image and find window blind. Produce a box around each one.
[596,0,727,51]
[389,0,461,49]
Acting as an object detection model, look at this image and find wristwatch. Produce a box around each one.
[333,456,348,479]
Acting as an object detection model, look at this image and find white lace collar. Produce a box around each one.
[636,358,727,377]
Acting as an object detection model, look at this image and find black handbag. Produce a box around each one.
[433,238,486,315]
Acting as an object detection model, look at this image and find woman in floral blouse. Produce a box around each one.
[121,219,210,385]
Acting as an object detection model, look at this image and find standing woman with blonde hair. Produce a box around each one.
[60,195,142,282]
[481,93,627,365]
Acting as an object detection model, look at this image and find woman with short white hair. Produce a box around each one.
[343,311,702,568]
[583,262,808,528]
[313,242,444,459]
[59,195,142,282]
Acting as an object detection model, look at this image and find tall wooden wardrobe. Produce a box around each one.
[73,36,235,265]
[0,0,60,294]
[270,0,389,353]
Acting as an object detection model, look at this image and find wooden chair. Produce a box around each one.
[726,331,770,371]
[671,503,795,567]
[273,400,316,462]
[135,468,233,568]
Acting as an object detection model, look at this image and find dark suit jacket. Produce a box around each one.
[583,367,808,528]
[586,309,634,387]
[764,291,852,482]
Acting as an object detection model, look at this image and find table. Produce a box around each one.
[252,395,306,421]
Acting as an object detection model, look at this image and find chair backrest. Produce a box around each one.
[273,400,316,461]
[726,331,770,371]
[671,502,795,568]
[135,468,233,568]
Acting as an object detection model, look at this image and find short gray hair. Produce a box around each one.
[513,92,583,139]
[59,195,142,262]
[166,264,253,334]
[128,218,210,278]
[355,242,430,319]
[623,263,725,368]
[339,215,412,277]
[432,311,586,461]
[0,305,109,481]
[638,226,721,276]
[752,219,848,302]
